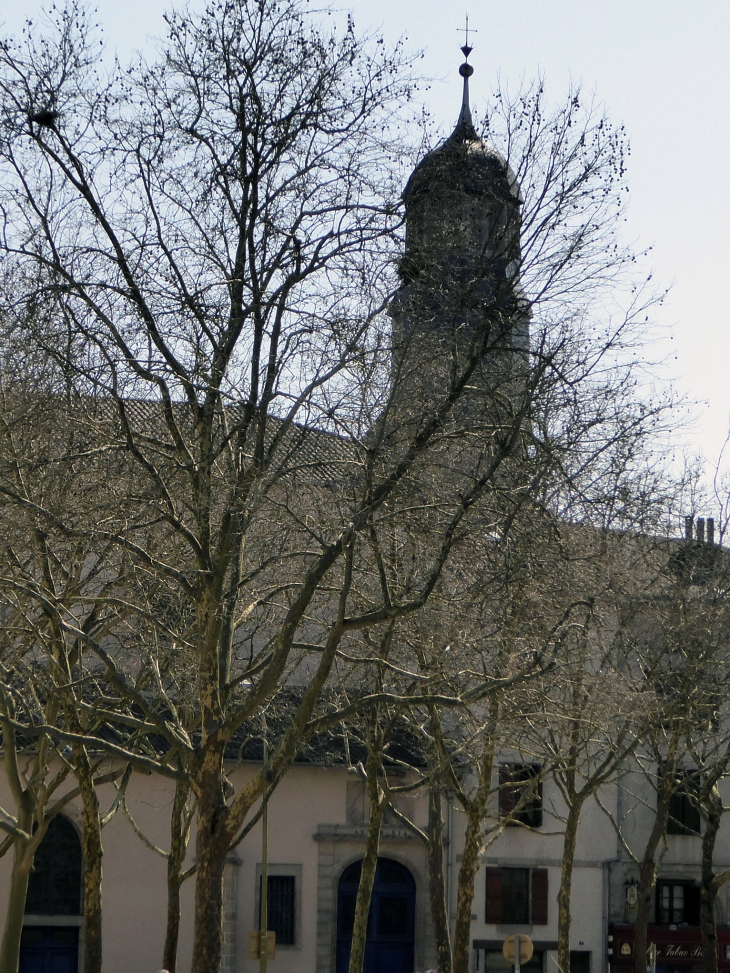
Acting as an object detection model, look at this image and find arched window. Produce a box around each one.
[25,815,82,916]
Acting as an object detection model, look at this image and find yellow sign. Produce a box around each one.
[503,934,534,965]
[248,930,276,960]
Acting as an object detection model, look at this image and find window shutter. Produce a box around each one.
[486,868,502,924]
[532,868,548,925]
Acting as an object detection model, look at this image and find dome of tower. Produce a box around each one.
[397,55,522,290]
[404,122,518,206]
[403,56,519,207]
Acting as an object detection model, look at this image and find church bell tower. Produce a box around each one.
[389,41,530,427]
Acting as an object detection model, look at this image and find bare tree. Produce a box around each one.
[0,2,681,970]
[0,382,140,973]
[629,538,730,973]
[0,600,125,973]
[692,737,730,973]
[0,3,537,968]
[519,531,647,973]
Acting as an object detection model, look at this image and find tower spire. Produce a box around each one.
[454,15,477,140]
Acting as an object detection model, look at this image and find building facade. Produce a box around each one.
[8,753,730,973]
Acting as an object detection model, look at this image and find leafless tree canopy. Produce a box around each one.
[0,2,697,973]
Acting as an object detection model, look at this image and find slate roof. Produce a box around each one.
[227,689,427,769]
[59,393,362,486]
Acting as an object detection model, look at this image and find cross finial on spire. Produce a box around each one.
[451,13,476,139]
[457,14,477,59]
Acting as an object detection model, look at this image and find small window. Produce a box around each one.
[667,771,701,836]
[265,875,296,946]
[656,882,700,925]
[502,868,530,924]
[499,764,543,828]
[256,865,302,948]
[485,867,549,925]
[571,951,591,973]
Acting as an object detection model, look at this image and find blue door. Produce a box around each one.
[336,858,415,973]
[19,926,79,973]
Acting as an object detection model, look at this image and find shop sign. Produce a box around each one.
[657,946,702,959]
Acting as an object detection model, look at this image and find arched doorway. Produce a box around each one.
[20,815,82,973]
[336,857,415,973]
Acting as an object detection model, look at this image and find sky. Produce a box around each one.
[2,0,729,474]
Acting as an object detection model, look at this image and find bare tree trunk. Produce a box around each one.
[0,814,33,973]
[163,780,194,973]
[77,751,104,973]
[427,784,452,973]
[634,853,659,973]
[452,805,484,973]
[0,855,31,973]
[164,873,184,973]
[190,747,229,973]
[557,801,582,973]
[700,791,722,973]
[0,688,56,973]
[633,770,675,973]
[452,699,499,973]
[348,741,385,973]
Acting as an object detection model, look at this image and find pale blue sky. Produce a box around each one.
[2,0,729,468]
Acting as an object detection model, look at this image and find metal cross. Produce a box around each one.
[457,14,477,57]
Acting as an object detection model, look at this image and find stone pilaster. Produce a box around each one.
[222,850,242,973]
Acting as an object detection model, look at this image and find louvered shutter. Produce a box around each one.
[486,867,502,924]
[531,868,548,925]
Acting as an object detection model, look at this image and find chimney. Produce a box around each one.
[707,517,715,546]
[685,515,694,540]
[696,518,705,543]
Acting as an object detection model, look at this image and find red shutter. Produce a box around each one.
[532,868,548,925]
[486,868,502,924]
